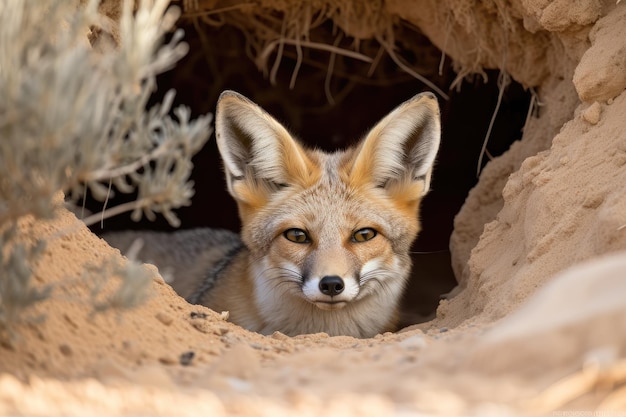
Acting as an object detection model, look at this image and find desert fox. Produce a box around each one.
[104,90,441,338]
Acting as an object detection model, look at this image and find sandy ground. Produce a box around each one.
[1,0,626,415]
[2,207,625,416]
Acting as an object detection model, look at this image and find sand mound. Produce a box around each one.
[2,0,626,415]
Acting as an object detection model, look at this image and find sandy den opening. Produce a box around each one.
[90,13,532,326]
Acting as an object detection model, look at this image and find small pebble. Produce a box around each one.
[155,312,173,326]
[581,102,601,125]
[179,351,195,366]
[158,355,177,365]
[399,335,427,350]
[271,331,289,340]
[59,344,73,356]
[213,325,230,336]
[190,320,211,334]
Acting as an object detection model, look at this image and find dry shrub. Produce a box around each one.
[0,0,211,335]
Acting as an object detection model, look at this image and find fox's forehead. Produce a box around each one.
[266,150,396,233]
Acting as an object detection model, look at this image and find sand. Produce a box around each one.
[1,0,626,415]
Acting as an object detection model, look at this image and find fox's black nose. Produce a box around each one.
[319,275,344,296]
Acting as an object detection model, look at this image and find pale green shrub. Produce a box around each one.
[0,0,212,334]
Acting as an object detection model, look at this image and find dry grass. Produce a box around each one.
[176,0,451,102]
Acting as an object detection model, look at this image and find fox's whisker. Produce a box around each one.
[268,267,303,282]
[408,249,449,255]
[359,270,398,300]
[255,267,303,296]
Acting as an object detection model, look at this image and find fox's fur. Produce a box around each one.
[104,90,441,338]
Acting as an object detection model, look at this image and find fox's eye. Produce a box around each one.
[283,228,310,244]
[352,228,377,242]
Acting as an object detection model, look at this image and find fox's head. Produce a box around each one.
[215,91,440,337]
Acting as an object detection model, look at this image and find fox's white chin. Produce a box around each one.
[313,301,348,311]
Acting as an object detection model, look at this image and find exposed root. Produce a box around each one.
[438,11,452,77]
[288,20,303,89]
[324,32,343,104]
[367,44,385,77]
[183,2,252,19]
[269,18,286,85]
[477,70,510,177]
[522,88,537,135]
[260,37,373,68]
[178,1,451,103]
[376,34,450,100]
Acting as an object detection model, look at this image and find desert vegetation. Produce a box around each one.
[0,0,211,336]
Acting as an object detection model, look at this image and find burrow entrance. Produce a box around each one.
[91,9,531,326]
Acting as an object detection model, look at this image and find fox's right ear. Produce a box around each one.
[349,92,441,200]
[215,91,318,207]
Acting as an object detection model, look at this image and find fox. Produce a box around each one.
[103,90,441,338]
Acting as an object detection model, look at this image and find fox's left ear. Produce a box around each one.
[349,92,441,197]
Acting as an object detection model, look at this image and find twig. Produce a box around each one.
[100,179,113,229]
[367,44,385,77]
[269,18,287,85]
[289,20,303,90]
[439,12,452,76]
[81,198,151,227]
[376,35,449,100]
[324,32,343,105]
[88,142,170,182]
[182,2,251,17]
[260,38,374,67]
[477,71,509,177]
[522,89,537,134]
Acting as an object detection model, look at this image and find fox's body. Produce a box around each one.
[105,91,441,338]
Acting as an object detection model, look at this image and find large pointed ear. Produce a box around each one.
[348,92,441,199]
[215,91,318,206]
